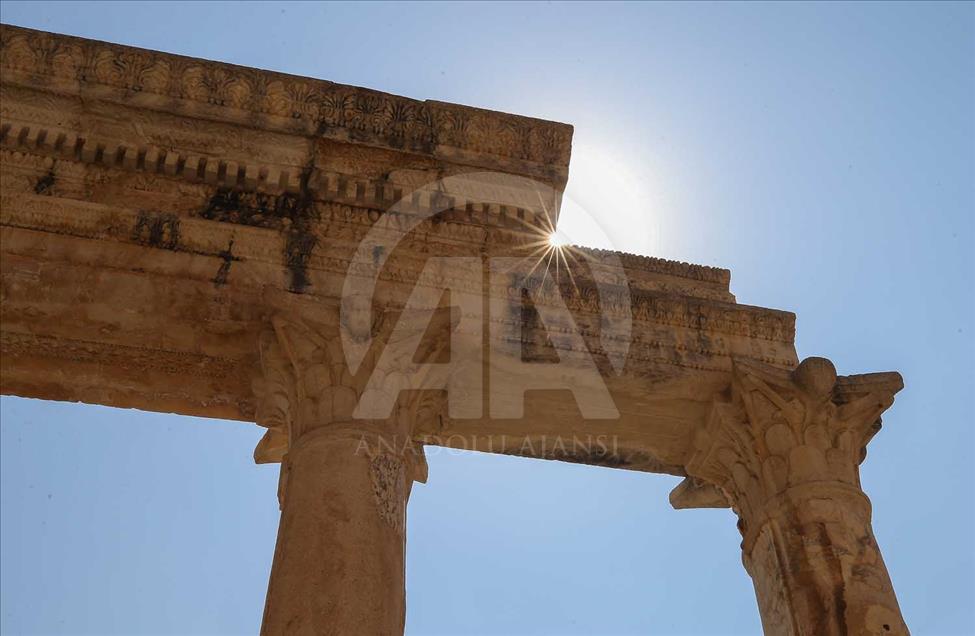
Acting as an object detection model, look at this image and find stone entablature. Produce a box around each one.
[0,99,739,303]
[1,24,800,468]
[0,25,908,635]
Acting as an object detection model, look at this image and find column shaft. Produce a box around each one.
[261,428,411,635]
[742,482,907,635]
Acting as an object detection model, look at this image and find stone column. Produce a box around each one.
[673,357,909,635]
[250,297,450,635]
[261,423,421,635]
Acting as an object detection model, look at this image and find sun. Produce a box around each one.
[548,231,567,248]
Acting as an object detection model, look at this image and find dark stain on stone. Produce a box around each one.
[200,186,319,293]
[276,167,321,293]
[372,244,385,265]
[199,121,330,293]
[201,189,306,229]
[126,211,243,274]
[520,288,559,363]
[34,170,56,195]
[133,211,180,250]
[284,230,316,293]
[212,239,239,287]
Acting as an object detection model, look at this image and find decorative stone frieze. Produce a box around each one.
[0,24,573,177]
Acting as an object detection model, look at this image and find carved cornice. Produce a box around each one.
[0,120,555,227]
[0,115,740,291]
[0,24,572,176]
[576,246,730,286]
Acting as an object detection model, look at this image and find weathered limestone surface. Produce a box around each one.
[0,23,802,474]
[263,423,420,635]
[0,24,908,635]
[252,294,447,634]
[672,359,907,635]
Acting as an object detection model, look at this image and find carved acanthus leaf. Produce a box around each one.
[672,357,903,519]
[250,289,457,469]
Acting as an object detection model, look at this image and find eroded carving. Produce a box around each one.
[676,357,908,635]
[368,452,408,532]
[250,290,453,509]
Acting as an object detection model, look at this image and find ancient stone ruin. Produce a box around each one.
[0,25,908,634]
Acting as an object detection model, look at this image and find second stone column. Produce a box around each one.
[262,425,419,635]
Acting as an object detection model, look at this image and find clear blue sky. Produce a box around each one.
[1,2,973,634]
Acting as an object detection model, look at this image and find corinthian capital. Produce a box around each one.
[673,357,908,635]
[250,290,457,478]
[675,357,902,520]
